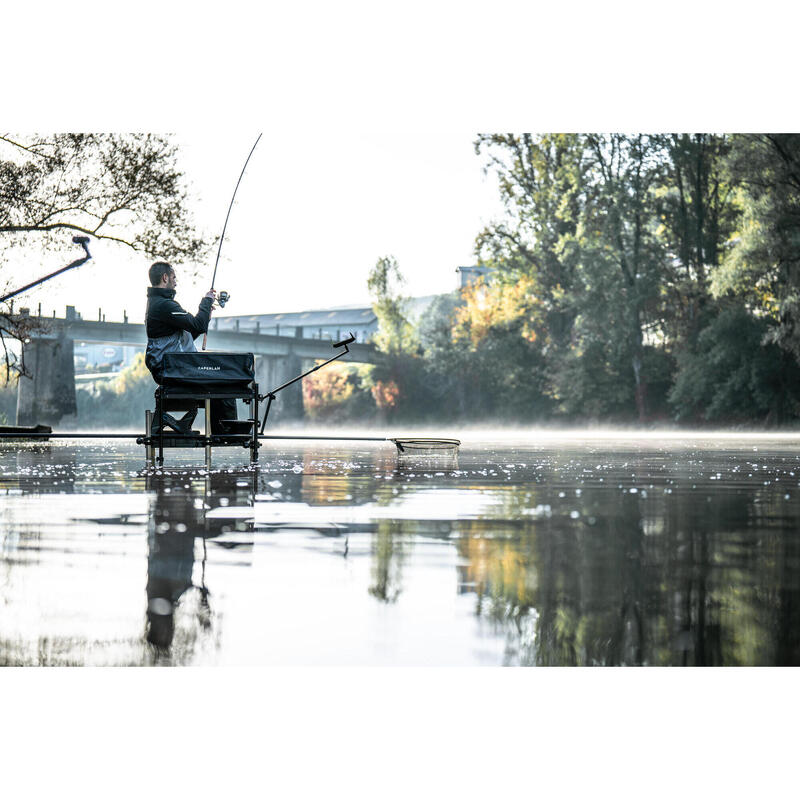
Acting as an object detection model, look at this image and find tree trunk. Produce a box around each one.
[631,308,647,423]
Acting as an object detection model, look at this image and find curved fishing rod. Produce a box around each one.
[202,132,263,350]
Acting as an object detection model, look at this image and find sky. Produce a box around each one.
[4,130,506,324]
[4,0,795,326]
[174,129,506,312]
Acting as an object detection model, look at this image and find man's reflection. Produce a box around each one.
[144,471,256,655]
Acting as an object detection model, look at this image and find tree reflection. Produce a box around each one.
[455,470,800,666]
[368,521,407,603]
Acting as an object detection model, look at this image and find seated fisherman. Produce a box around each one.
[145,261,237,434]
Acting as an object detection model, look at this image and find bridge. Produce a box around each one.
[41,316,382,362]
[13,311,383,426]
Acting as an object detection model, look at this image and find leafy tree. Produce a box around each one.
[668,304,799,424]
[446,276,551,420]
[654,134,736,345]
[366,255,417,354]
[302,362,374,423]
[362,255,432,421]
[475,134,585,351]
[0,133,210,379]
[0,366,17,423]
[0,133,207,262]
[712,134,800,362]
[577,134,670,421]
[74,352,156,429]
[476,134,671,421]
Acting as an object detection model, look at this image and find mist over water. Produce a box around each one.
[1,432,799,665]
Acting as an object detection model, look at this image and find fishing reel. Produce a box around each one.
[216,290,230,308]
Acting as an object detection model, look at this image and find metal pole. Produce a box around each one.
[145,410,154,466]
[0,237,91,304]
[205,399,212,469]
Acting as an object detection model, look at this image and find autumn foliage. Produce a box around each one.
[453,275,540,348]
[303,362,356,419]
[370,379,400,410]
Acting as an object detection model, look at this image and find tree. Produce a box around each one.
[654,134,736,346]
[362,255,430,421]
[476,134,670,422]
[578,134,670,421]
[0,133,210,378]
[0,133,207,261]
[712,134,800,362]
[668,304,799,424]
[474,134,585,352]
[366,255,415,354]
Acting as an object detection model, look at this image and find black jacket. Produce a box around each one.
[145,287,213,339]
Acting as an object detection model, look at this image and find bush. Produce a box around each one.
[75,352,156,429]
[0,375,18,424]
[669,305,800,424]
[302,362,375,423]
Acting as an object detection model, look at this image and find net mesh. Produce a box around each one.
[390,437,460,454]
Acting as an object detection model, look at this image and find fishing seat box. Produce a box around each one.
[158,352,256,405]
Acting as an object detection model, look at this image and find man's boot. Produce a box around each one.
[151,408,197,435]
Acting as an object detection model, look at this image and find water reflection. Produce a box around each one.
[144,471,256,662]
[441,447,800,666]
[1,438,799,665]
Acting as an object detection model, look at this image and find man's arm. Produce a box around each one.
[158,295,214,339]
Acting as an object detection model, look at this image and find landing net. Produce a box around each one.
[390,437,461,454]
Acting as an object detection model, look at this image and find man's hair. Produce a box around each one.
[149,262,174,286]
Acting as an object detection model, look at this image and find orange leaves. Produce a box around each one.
[302,362,355,418]
[370,379,400,410]
[453,275,540,347]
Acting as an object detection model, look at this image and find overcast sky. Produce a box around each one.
[5,0,793,328]
[8,130,505,324]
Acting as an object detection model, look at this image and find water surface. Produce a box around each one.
[2,434,799,666]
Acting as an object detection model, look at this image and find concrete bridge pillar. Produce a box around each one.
[16,335,78,426]
[255,352,304,425]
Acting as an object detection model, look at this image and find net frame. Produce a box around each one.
[390,437,461,454]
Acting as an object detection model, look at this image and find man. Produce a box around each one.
[145,261,237,434]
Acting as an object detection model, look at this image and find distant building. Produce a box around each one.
[455,265,492,288]
[214,295,442,344]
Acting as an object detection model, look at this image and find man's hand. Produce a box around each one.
[205,288,217,301]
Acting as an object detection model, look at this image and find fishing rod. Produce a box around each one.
[0,236,91,304]
[202,133,263,351]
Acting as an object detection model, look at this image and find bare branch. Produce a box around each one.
[0,135,56,161]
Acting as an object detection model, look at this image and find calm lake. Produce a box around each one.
[1,433,799,666]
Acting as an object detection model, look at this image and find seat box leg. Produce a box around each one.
[145,410,155,466]
[250,389,259,463]
[156,391,164,466]
[205,399,212,469]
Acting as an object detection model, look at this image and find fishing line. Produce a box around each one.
[202,132,263,350]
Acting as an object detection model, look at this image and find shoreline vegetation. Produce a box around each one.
[2,133,800,431]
